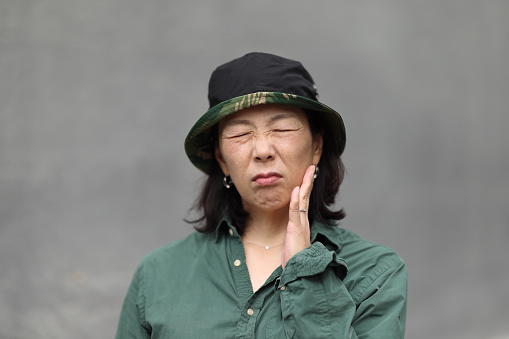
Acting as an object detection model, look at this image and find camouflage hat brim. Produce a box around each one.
[185,91,345,174]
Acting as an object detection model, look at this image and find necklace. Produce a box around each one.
[242,240,285,250]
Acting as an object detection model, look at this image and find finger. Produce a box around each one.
[288,186,301,228]
[300,165,316,202]
[299,165,316,224]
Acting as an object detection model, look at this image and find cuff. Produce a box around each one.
[279,242,348,287]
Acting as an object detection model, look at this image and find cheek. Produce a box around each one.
[281,135,315,160]
[220,144,250,175]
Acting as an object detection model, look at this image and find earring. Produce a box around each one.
[223,176,232,189]
[314,165,319,179]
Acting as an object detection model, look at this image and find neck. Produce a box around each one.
[242,206,288,244]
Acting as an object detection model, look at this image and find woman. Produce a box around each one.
[116,52,407,338]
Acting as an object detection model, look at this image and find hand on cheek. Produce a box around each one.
[282,165,315,269]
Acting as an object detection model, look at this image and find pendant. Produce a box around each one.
[265,246,270,250]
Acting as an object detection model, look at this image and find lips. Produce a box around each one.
[252,172,282,186]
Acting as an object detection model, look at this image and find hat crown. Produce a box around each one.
[208,52,318,108]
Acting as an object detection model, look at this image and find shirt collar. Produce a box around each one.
[214,214,238,242]
[310,220,343,252]
[214,215,343,251]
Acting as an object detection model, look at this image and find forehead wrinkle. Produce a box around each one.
[266,112,298,124]
[222,118,253,128]
[220,107,304,133]
[224,112,298,127]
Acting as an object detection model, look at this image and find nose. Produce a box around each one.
[253,134,275,162]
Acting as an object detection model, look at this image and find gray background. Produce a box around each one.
[1,1,508,338]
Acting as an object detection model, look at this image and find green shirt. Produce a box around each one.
[116,218,407,338]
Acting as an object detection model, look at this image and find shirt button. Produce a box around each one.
[247,308,254,316]
[229,229,234,236]
[280,285,286,291]
[234,259,241,267]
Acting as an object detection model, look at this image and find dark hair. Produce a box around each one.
[186,109,346,235]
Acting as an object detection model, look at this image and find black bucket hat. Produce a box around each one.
[185,52,346,174]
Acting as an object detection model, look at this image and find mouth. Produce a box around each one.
[252,172,282,186]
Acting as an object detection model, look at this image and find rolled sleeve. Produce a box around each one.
[276,242,407,339]
[277,242,355,338]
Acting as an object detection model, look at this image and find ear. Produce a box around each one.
[312,132,323,165]
[215,146,229,176]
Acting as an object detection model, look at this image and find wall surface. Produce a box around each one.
[1,1,508,338]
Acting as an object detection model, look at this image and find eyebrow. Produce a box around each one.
[224,113,296,128]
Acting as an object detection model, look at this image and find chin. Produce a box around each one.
[253,194,290,211]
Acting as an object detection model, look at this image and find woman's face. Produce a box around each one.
[215,104,323,213]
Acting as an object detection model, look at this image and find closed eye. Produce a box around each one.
[230,132,250,138]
